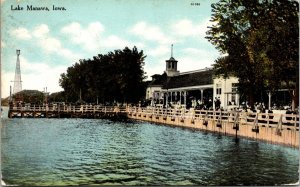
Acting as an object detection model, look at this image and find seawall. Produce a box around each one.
[127,108,299,148]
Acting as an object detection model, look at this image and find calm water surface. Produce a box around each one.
[1,113,299,186]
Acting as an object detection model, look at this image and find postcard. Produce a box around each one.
[1,0,299,186]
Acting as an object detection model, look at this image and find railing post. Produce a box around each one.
[233,111,240,130]
[266,112,270,128]
[294,114,297,131]
[276,114,283,135]
[203,110,208,126]
[252,113,259,133]
[211,110,214,121]
[216,110,222,127]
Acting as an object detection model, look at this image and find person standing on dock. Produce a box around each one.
[215,97,221,110]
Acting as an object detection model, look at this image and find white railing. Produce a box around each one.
[10,105,127,113]
[127,107,299,130]
[9,105,299,130]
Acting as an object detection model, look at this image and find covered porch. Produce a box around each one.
[151,85,214,109]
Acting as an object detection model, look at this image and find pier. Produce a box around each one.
[8,104,127,119]
[7,105,299,147]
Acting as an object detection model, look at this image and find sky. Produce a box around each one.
[1,0,221,98]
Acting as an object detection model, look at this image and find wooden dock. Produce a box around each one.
[8,105,127,119]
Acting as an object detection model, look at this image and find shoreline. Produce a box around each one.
[127,109,299,148]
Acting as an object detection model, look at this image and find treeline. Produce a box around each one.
[57,46,147,104]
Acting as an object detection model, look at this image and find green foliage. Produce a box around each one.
[59,46,147,104]
[13,90,44,104]
[207,0,299,108]
[48,91,66,103]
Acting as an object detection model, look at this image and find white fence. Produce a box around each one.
[127,107,299,130]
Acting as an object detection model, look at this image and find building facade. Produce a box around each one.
[146,54,240,110]
[213,76,239,110]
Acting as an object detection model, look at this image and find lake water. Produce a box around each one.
[1,111,299,185]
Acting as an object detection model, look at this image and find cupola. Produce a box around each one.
[165,44,179,76]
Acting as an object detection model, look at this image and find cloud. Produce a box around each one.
[129,21,173,44]
[11,27,32,40]
[144,62,165,79]
[20,56,49,74]
[40,37,61,53]
[38,36,77,60]
[61,22,144,52]
[177,56,213,72]
[145,65,164,79]
[143,56,169,79]
[30,24,81,61]
[32,24,49,38]
[102,35,146,51]
[176,47,218,72]
[147,45,170,57]
[1,40,5,48]
[10,24,81,61]
[172,18,211,38]
[182,47,212,56]
[102,35,130,49]
[61,22,104,52]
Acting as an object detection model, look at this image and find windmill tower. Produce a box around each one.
[13,49,22,94]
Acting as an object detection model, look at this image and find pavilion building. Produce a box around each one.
[146,53,239,110]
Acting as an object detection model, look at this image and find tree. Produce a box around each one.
[12,90,44,104]
[206,0,299,109]
[48,91,66,103]
[59,46,147,104]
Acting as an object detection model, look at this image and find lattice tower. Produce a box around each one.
[13,49,22,94]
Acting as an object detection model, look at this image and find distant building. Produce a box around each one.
[146,54,239,110]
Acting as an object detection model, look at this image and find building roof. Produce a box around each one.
[148,73,168,87]
[166,57,177,62]
[148,69,213,89]
[163,69,213,89]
